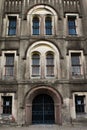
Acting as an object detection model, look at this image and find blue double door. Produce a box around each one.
[32,94,54,124]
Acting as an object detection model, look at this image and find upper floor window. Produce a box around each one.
[32,53,40,77]
[8,16,17,35]
[71,53,81,76]
[32,15,52,36]
[32,16,39,35]
[27,5,58,36]
[68,16,76,35]
[2,14,20,37]
[31,52,54,78]
[45,16,52,35]
[27,41,60,79]
[5,54,14,77]
[65,13,83,36]
[46,53,54,77]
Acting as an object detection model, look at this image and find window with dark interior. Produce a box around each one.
[68,16,76,35]
[75,95,85,113]
[32,16,39,35]
[45,16,52,35]
[8,16,17,35]
[5,54,14,77]
[71,53,81,76]
[32,53,40,77]
[2,96,12,114]
[46,53,54,77]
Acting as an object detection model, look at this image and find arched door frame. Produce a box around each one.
[32,94,54,124]
[25,86,63,125]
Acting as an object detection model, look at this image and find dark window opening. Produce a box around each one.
[2,96,12,114]
[8,16,17,35]
[32,17,39,35]
[71,53,81,76]
[46,53,54,77]
[45,16,52,35]
[68,16,77,35]
[5,54,14,77]
[75,95,85,113]
[32,53,40,77]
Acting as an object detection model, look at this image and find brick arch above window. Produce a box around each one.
[26,5,58,36]
[46,51,54,56]
[26,5,58,17]
[26,41,62,58]
[25,41,61,79]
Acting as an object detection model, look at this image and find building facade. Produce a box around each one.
[0,0,87,125]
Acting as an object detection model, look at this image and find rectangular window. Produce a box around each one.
[68,16,77,35]
[71,53,81,76]
[32,54,40,77]
[32,17,39,35]
[45,17,52,35]
[5,54,14,77]
[46,54,54,77]
[8,16,17,35]
[75,95,85,113]
[2,96,12,114]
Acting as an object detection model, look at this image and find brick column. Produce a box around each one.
[79,0,87,35]
[0,0,5,36]
[55,103,62,125]
[25,104,32,125]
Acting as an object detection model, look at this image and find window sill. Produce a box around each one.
[6,35,16,37]
[31,76,40,79]
[71,74,84,79]
[68,34,77,36]
[2,76,15,81]
[46,75,55,78]
[76,113,87,119]
[31,35,54,37]
[1,114,12,116]
[66,35,83,38]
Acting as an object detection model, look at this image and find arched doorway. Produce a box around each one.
[25,86,62,125]
[32,94,54,124]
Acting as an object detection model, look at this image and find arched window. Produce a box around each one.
[46,53,54,77]
[27,41,59,79]
[45,16,52,35]
[32,53,40,77]
[32,16,39,35]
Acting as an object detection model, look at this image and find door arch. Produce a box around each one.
[32,94,54,124]
[25,86,62,125]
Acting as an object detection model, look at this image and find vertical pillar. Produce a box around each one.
[79,0,87,35]
[25,104,32,125]
[17,85,25,125]
[0,0,5,36]
[0,0,5,11]
[41,15,44,36]
[55,103,62,125]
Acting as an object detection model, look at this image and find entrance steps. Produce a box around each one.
[0,115,17,126]
[28,125,60,130]
[72,118,87,126]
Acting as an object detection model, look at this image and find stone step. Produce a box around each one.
[0,115,16,126]
[72,118,87,126]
